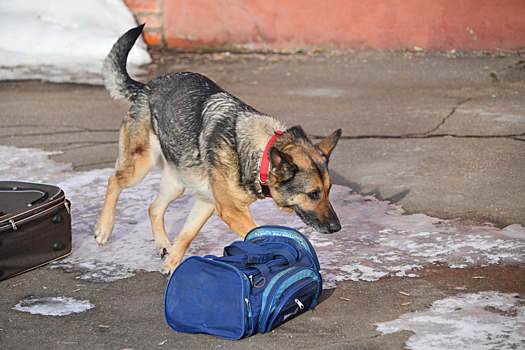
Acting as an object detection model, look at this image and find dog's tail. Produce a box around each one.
[102,24,146,101]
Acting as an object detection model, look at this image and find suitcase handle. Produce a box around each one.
[0,188,49,207]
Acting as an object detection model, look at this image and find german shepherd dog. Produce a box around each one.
[94,25,342,276]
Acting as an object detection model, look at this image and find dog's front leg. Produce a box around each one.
[161,199,215,276]
[215,204,258,238]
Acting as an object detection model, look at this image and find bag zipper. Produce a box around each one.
[258,267,322,333]
[246,226,321,271]
[265,279,319,332]
[242,273,254,337]
[281,282,318,313]
[257,266,302,329]
[0,199,69,229]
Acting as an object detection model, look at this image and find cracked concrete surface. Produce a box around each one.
[0,82,124,170]
[186,51,524,228]
[1,51,523,226]
[1,50,524,350]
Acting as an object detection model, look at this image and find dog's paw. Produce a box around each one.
[155,241,172,259]
[160,256,182,277]
[159,265,172,277]
[93,222,114,245]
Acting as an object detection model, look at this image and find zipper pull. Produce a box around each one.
[295,299,305,310]
[249,275,254,286]
[9,219,18,230]
[245,298,251,317]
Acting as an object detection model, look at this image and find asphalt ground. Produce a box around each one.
[1,49,524,349]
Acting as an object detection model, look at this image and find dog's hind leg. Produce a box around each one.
[94,113,159,245]
[148,160,185,257]
[160,199,215,276]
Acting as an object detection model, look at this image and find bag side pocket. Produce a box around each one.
[258,267,322,334]
[164,257,254,340]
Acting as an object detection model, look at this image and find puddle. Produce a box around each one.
[2,145,524,287]
[375,291,525,350]
[12,296,94,316]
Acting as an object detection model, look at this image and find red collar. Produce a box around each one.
[259,131,284,197]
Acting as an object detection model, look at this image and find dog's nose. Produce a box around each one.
[328,220,341,233]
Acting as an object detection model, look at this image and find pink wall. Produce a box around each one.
[162,0,525,51]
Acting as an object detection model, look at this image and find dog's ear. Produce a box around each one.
[315,129,342,157]
[269,148,297,182]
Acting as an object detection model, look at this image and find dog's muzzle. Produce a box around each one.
[327,220,341,233]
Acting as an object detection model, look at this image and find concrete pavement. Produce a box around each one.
[0,50,524,349]
[2,50,524,227]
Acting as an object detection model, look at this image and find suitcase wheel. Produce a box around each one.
[53,241,64,251]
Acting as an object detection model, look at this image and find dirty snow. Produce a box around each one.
[2,145,524,287]
[375,291,525,350]
[13,296,94,316]
[0,0,151,84]
[4,147,525,348]
[3,3,524,347]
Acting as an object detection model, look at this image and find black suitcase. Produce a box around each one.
[0,181,72,281]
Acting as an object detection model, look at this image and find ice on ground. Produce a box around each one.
[0,0,151,84]
[375,291,525,350]
[2,145,524,286]
[13,296,94,316]
[0,146,72,183]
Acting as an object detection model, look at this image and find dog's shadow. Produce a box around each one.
[330,170,410,204]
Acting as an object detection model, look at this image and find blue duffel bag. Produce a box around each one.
[164,225,323,340]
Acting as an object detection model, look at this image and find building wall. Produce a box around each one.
[126,0,525,51]
[124,0,165,46]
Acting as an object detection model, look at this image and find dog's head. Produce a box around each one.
[268,126,342,233]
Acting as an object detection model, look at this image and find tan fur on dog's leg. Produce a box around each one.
[217,205,257,238]
[94,175,123,245]
[94,117,157,245]
[160,199,215,276]
[211,169,258,238]
[95,155,154,244]
[149,161,185,256]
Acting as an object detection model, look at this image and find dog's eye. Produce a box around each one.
[307,191,319,200]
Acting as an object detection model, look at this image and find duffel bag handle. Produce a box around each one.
[271,249,296,266]
[223,241,274,264]
[219,244,297,267]
[208,254,250,266]
[205,256,271,279]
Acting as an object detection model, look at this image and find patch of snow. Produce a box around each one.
[2,145,524,287]
[375,292,525,350]
[0,146,72,183]
[0,0,151,84]
[13,296,94,316]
